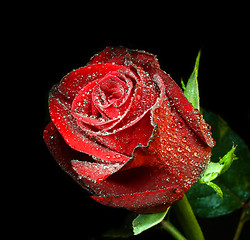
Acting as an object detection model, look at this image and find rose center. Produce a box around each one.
[71,71,133,127]
[90,75,131,119]
[95,78,125,107]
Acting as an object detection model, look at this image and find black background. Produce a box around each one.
[16,4,250,240]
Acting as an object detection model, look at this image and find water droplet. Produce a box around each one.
[78,175,82,180]
[170,125,176,131]
[181,137,187,143]
[185,145,191,152]
[177,121,184,129]
[166,146,172,151]
[177,172,182,178]
[177,147,182,152]
[180,158,185,163]
[114,154,121,159]
[194,152,198,157]
[173,188,182,194]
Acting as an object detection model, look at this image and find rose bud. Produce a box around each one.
[44,47,215,213]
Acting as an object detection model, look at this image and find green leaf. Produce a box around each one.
[199,145,238,197]
[132,207,170,235]
[199,146,237,183]
[205,182,223,198]
[183,50,201,111]
[186,111,250,218]
[181,77,186,91]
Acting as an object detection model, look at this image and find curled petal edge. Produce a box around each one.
[92,186,183,213]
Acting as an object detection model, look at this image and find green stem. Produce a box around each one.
[161,220,187,240]
[233,215,245,240]
[173,194,205,240]
[233,200,250,240]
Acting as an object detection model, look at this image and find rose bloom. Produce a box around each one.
[44,47,215,213]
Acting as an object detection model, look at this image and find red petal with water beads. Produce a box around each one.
[48,85,129,163]
[155,69,215,148]
[89,97,213,213]
[88,47,161,72]
[71,70,134,132]
[70,64,160,156]
[43,122,125,188]
[58,63,125,100]
[71,160,123,183]
[92,186,182,213]
[88,46,128,66]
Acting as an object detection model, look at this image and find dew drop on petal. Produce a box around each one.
[114,154,121,159]
[177,147,182,152]
[177,121,184,129]
[181,137,187,143]
[166,146,172,151]
[185,145,191,152]
[180,158,185,163]
[173,188,182,194]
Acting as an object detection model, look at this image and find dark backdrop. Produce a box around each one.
[20,6,249,239]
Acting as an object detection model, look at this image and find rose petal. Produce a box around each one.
[152,68,215,148]
[135,97,212,191]
[43,122,91,191]
[49,85,129,163]
[58,63,125,100]
[71,160,123,183]
[71,78,101,120]
[92,186,183,213]
[77,155,181,204]
[107,67,160,133]
[92,72,133,119]
[71,69,134,132]
[89,47,161,73]
[88,46,127,66]
[92,112,154,156]
[44,122,128,189]
[72,66,161,156]
[127,49,160,71]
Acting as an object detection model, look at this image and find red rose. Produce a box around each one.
[44,47,215,213]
